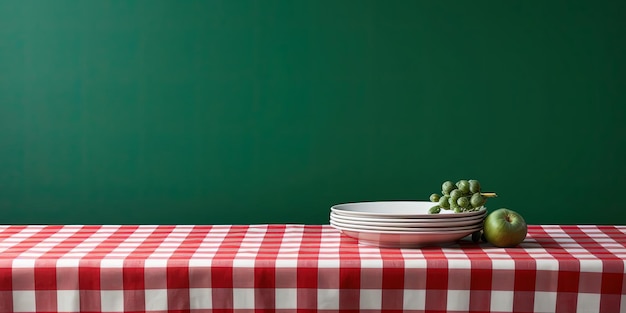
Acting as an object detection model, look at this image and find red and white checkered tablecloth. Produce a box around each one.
[0,224,624,313]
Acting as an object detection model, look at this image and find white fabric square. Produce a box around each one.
[490,290,514,312]
[274,258,298,268]
[577,293,601,312]
[144,258,168,268]
[579,259,603,272]
[12,259,35,268]
[403,289,426,310]
[448,258,471,269]
[317,289,339,309]
[447,290,470,311]
[275,288,297,309]
[533,291,557,312]
[145,289,168,310]
[12,290,36,312]
[491,259,515,270]
[100,259,124,268]
[360,258,383,268]
[317,259,340,268]
[233,288,255,309]
[189,288,212,309]
[360,289,382,309]
[57,290,80,311]
[100,290,124,312]
[56,258,80,267]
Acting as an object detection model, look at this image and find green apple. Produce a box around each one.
[483,208,527,247]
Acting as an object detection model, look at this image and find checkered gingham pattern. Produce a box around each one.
[0,224,624,313]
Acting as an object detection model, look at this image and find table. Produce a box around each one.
[0,224,624,313]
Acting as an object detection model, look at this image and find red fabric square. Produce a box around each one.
[600,294,622,313]
[557,270,580,293]
[0,291,13,312]
[34,266,57,290]
[555,292,578,313]
[338,289,360,310]
[381,289,405,310]
[254,267,275,288]
[361,268,382,289]
[232,267,254,288]
[0,267,12,291]
[188,266,211,288]
[491,269,515,290]
[211,288,233,309]
[382,267,404,289]
[535,270,559,291]
[447,268,471,289]
[317,268,339,289]
[167,266,190,289]
[168,288,191,310]
[12,268,35,290]
[211,266,233,288]
[123,267,146,290]
[297,267,318,288]
[339,267,361,289]
[35,290,57,312]
[274,267,297,288]
[79,266,101,290]
[79,290,102,312]
[601,272,623,294]
[254,288,275,309]
[512,291,536,312]
[424,289,447,311]
[297,288,318,309]
[514,269,537,291]
[468,290,491,311]
[56,267,78,290]
[470,268,492,290]
[578,272,602,293]
[425,267,448,290]
[124,289,146,311]
[100,267,123,290]
[404,268,427,289]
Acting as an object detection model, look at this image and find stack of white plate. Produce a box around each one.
[330,201,486,248]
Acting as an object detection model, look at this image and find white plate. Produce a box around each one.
[332,224,480,248]
[330,219,482,232]
[330,212,485,227]
[331,201,486,218]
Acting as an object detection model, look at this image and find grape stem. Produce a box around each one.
[481,192,497,198]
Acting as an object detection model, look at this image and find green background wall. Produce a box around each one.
[1,1,625,225]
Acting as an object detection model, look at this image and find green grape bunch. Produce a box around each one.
[428,179,496,214]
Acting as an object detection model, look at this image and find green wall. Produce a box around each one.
[1,1,625,225]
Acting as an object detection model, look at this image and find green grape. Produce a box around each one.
[457,180,470,194]
[442,181,456,195]
[470,193,485,208]
[430,193,441,202]
[439,195,450,209]
[449,189,462,201]
[448,197,457,207]
[457,196,469,208]
[469,179,481,193]
[429,205,441,214]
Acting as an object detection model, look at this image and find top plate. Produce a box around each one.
[331,201,486,218]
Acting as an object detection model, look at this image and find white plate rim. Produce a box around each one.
[331,201,486,218]
[330,215,484,229]
[330,220,482,232]
[330,211,486,225]
[330,222,483,235]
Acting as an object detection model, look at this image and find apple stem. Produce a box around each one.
[481,192,498,198]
